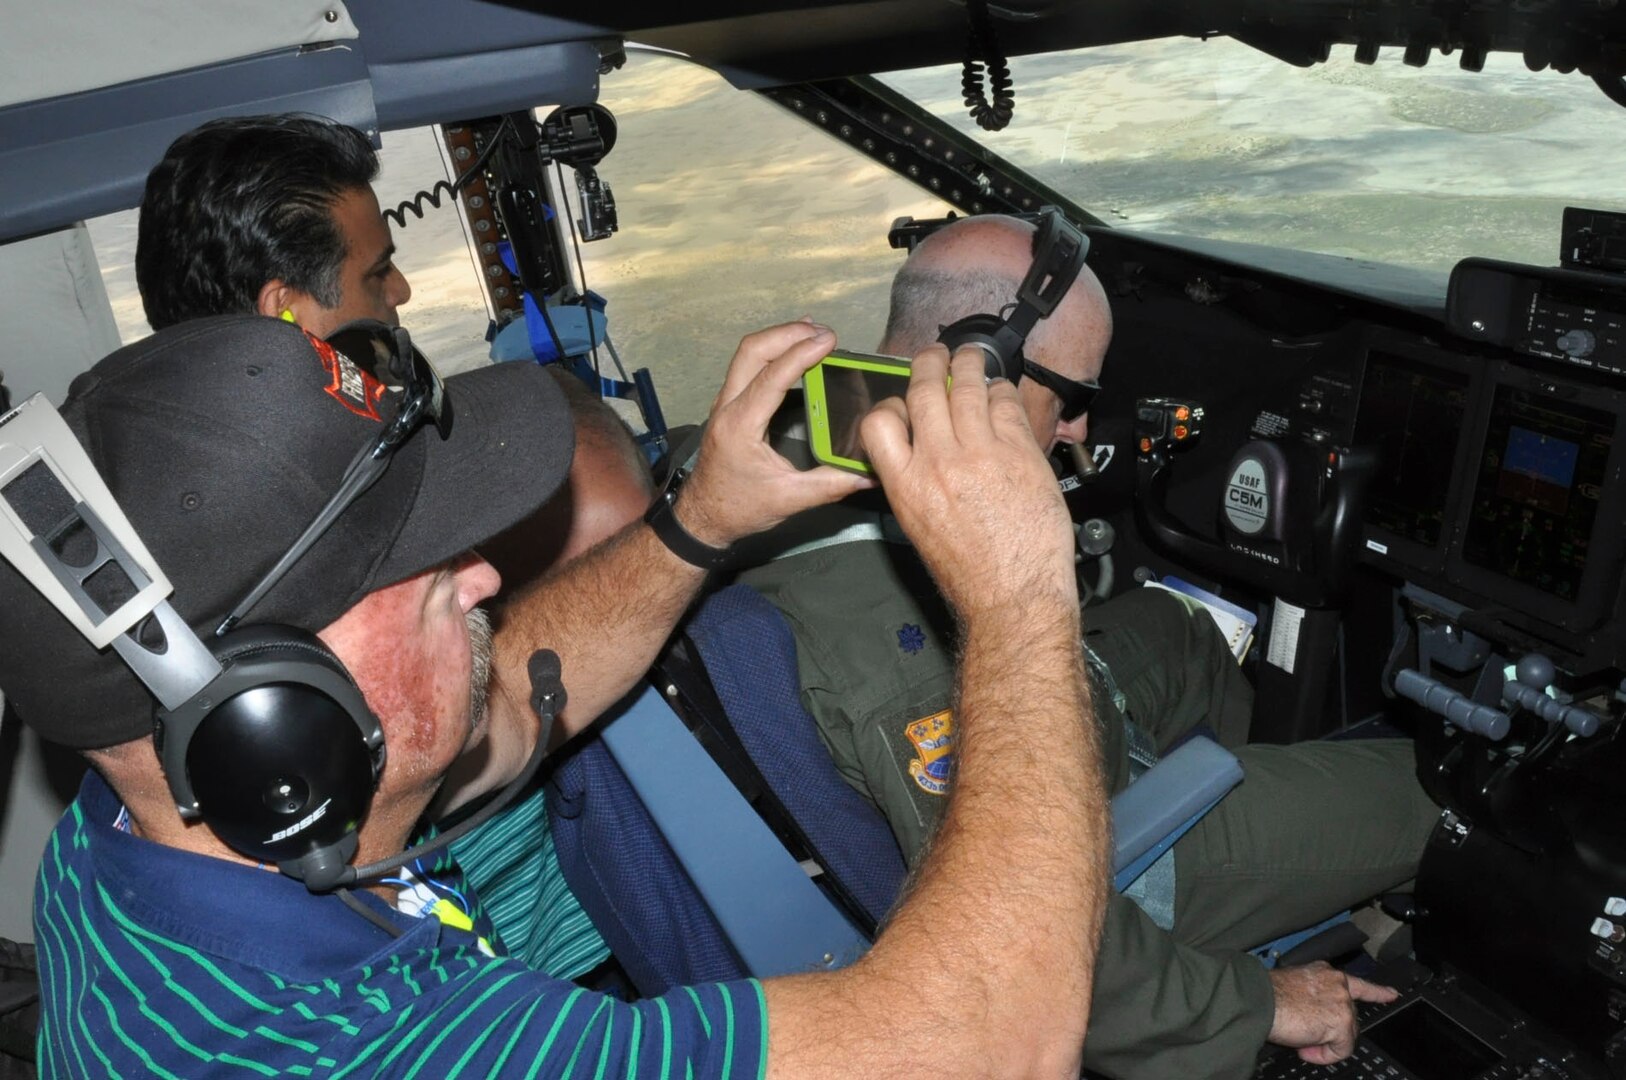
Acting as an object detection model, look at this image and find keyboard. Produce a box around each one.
[1253,962,1602,1080]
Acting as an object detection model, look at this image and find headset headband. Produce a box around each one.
[1014,209,1089,332]
[0,396,223,716]
[932,207,1090,383]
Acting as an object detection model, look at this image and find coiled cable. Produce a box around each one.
[384,115,515,229]
[962,0,1015,131]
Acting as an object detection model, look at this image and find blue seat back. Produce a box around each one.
[547,583,1250,994]
[685,584,908,927]
[547,583,906,994]
[547,725,746,992]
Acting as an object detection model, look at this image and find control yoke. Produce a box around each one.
[1133,397,1377,608]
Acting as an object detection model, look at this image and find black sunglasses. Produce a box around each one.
[1021,358,1100,423]
[215,322,451,635]
[328,321,454,452]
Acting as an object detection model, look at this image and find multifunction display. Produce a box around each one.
[1461,386,1615,602]
[1352,335,1626,634]
[1353,351,1471,550]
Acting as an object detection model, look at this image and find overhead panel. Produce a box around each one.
[0,47,377,243]
[0,0,610,242]
[0,0,360,109]
[347,0,607,127]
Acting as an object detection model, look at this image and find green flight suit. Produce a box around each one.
[738,536,1439,1080]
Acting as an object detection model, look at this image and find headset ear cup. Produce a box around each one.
[937,313,1024,383]
[183,626,384,868]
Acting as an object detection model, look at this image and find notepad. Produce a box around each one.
[1143,576,1258,663]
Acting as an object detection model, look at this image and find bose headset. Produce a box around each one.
[0,324,559,913]
[922,207,1104,482]
[902,206,1091,385]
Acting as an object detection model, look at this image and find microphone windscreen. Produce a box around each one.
[528,649,566,716]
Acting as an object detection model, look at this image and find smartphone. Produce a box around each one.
[803,349,913,473]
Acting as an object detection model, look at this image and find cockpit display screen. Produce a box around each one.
[1460,385,1617,601]
[1353,350,1472,549]
[1364,1000,1501,1079]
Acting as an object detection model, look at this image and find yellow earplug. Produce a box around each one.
[279,310,297,324]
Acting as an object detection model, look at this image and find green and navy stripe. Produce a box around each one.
[34,772,765,1078]
[447,786,610,980]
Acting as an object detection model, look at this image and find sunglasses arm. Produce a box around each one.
[215,441,387,636]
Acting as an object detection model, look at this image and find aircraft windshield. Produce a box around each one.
[84,42,1626,428]
[881,37,1626,274]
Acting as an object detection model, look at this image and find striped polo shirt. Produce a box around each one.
[34,771,766,1078]
[447,786,611,980]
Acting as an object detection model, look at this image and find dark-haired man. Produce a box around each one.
[136,114,409,334]
[1,315,1109,1076]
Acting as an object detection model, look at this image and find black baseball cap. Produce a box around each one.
[0,315,572,749]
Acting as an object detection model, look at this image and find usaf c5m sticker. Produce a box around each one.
[905,710,955,796]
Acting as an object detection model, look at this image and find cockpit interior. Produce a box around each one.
[4,2,1626,1077]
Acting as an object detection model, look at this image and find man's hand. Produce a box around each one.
[859,344,1075,621]
[451,320,873,810]
[1268,962,1400,1065]
[675,321,873,546]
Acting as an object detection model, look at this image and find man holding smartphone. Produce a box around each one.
[5,313,1113,1077]
[739,213,1441,1079]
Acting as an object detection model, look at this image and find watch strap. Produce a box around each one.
[644,471,732,571]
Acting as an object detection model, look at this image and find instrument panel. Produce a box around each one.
[1451,259,1626,379]
[1352,344,1626,639]
[1237,256,1626,667]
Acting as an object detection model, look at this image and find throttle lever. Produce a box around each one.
[1503,654,1600,737]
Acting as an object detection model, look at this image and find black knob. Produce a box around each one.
[1380,892,1424,923]
[1516,653,1555,689]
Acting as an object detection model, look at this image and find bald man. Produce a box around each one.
[478,370,657,598]
[739,215,1440,1079]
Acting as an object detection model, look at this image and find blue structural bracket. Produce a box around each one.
[599,684,870,977]
[489,247,669,453]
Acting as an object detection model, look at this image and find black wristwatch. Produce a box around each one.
[644,468,733,571]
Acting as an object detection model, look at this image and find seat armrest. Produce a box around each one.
[1111,736,1244,879]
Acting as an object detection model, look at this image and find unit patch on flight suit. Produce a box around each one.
[904,709,955,795]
